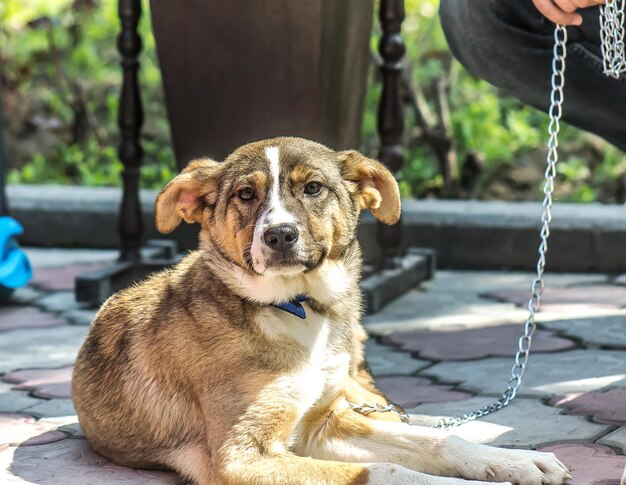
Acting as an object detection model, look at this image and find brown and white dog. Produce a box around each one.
[72,137,572,485]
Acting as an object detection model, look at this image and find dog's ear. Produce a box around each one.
[339,150,401,225]
[155,158,222,234]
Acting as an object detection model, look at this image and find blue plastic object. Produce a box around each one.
[0,217,32,293]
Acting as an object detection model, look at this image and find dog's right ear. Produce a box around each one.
[155,158,222,234]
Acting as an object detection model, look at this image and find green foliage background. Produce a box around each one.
[2,0,625,202]
[1,0,175,187]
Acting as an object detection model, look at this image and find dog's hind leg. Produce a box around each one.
[161,444,217,484]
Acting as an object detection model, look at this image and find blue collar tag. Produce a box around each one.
[271,295,309,319]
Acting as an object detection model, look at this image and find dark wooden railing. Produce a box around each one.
[377,0,406,266]
[117,0,144,262]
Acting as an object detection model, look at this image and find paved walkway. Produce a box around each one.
[0,248,625,484]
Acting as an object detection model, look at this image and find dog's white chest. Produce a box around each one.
[256,307,350,412]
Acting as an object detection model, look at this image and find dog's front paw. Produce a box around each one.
[464,447,571,485]
[621,464,625,485]
[368,464,514,485]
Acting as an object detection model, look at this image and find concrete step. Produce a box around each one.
[7,185,626,272]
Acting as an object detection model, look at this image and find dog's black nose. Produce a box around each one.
[264,224,299,251]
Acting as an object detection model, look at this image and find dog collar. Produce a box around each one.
[271,295,309,319]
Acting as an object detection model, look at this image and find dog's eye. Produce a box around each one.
[304,181,323,196]
[238,187,256,201]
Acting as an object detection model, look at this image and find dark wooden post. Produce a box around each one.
[117,0,144,261]
[377,0,405,267]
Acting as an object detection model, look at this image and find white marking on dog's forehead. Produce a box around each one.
[263,146,294,225]
[265,146,280,176]
[265,146,281,203]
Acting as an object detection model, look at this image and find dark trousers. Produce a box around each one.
[439,0,626,151]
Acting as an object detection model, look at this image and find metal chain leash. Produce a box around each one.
[431,24,568,429]
[434,3,626,429]
[349,25,568,428]
[351,5,625,427]
[600,0,626,78]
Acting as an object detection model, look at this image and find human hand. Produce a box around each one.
[532,0,605,26]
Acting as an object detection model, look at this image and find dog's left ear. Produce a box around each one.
[155,158,222,234]
[339,150,401,225]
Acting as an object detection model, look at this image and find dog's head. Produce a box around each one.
[155,137,399,290]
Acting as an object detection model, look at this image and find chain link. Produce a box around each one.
[600,0,626,78]
[348,402,410,424]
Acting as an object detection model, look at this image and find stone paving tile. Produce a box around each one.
[408,398,612,449]
[544,314,626,348]
[384,324,574,361]
[25,248,118,268]
[539,443,626,485]
[422,349,626,397]
[0,439,178,485]
[365,339,430,377]
[364,271,537,332]
[0,413,66,447]
[37,291,80,313]
[63,308,98,326]
[38,416,84,439]
[0,325,88,374]
[0,382,42,413]
[8,286,45,305]
[483,285,626,310]
[549,389,626,426]
[365,271,619,335]
[3,367,72,399]
[421,271,608,295]
[23,398,76,419]
[598,427,626,454]
[0,306,67,333]
[366,307,625,336]
[374,376,471,408]
[31,264,107,291]
[364,287,530,334]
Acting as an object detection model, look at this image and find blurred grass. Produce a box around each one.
[1,0,175,188]
[1,0,625,201]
